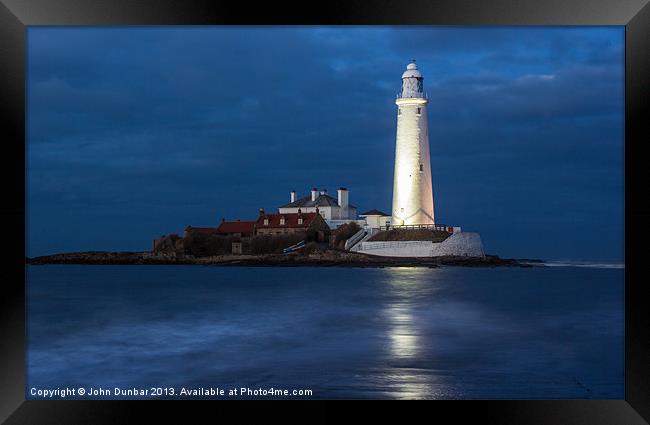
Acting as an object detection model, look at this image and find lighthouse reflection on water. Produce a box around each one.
[382,267,452,399]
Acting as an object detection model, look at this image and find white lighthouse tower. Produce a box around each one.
[391,60,435,226]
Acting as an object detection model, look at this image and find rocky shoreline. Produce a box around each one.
[27,250,542,268]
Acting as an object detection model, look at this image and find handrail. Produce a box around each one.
[359,240,434,250]
[381,224,452,232]
[344,229,367,250]
[396,92,428,100]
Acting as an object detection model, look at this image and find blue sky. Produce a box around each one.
[27,26,624,260]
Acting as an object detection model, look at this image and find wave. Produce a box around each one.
[534,261,624,269]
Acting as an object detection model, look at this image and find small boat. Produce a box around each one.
[283,240,306,254]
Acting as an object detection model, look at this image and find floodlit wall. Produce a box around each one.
[356,232,484,258]
[391,99,435,226]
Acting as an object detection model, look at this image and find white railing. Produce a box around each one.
[381,223,452,232]
[396,92,428,100]
[350,229,378,252]
[344,229,367,250]
[358,240,433,251]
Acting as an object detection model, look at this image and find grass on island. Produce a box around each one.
[367,229,451,243]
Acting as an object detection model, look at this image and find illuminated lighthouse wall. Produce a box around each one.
[391,60,435,226]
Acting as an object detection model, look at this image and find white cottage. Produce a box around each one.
[278,187,360,228]
[359,209,391,229]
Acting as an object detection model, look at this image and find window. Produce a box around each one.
[298,217,303,225]
[419,164,423,172]
[263,218,269,226]
[416,107,421,115]
[280,217,285,225]
[398,108,401,115]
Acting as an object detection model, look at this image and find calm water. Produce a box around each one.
[27,265,623,399]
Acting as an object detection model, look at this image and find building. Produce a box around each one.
[359,209,391,229]
[278,187,358,228]
[255,208,330,240]
[391,60,435,226]
[215,219,256,237]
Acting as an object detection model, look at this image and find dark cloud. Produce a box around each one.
[27,27,623,260]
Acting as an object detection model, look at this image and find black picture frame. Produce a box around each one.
[1,0,648,422]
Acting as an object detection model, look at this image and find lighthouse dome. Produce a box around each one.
[402,61,422,79]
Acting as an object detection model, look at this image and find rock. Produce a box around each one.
[27,249,535,268]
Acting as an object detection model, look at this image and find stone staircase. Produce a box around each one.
[348,228,380,252]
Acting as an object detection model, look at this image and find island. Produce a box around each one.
[26,249,541,268]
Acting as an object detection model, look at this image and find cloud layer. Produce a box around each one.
[27,27,624,260]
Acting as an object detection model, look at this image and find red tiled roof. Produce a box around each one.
[216,220,256,234]
[255,212,319,229]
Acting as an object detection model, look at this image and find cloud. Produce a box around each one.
[27,27,624,260]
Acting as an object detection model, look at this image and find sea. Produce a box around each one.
[26,263,624,400]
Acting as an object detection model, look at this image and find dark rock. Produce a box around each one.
[27,250,541,268]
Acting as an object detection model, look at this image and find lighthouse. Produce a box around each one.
[391,60,435,226]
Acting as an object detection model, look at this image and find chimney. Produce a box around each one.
[290,190,296,203]
[320,189,326,195]
[338,187,349,216]
[221,218,225,223]
[311,188,318,202]
[259,208,265,216]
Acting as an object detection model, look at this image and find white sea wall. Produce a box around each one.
[432,232,484,257]
[356,232,485,258]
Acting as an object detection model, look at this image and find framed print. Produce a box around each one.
[1,0,649,423]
